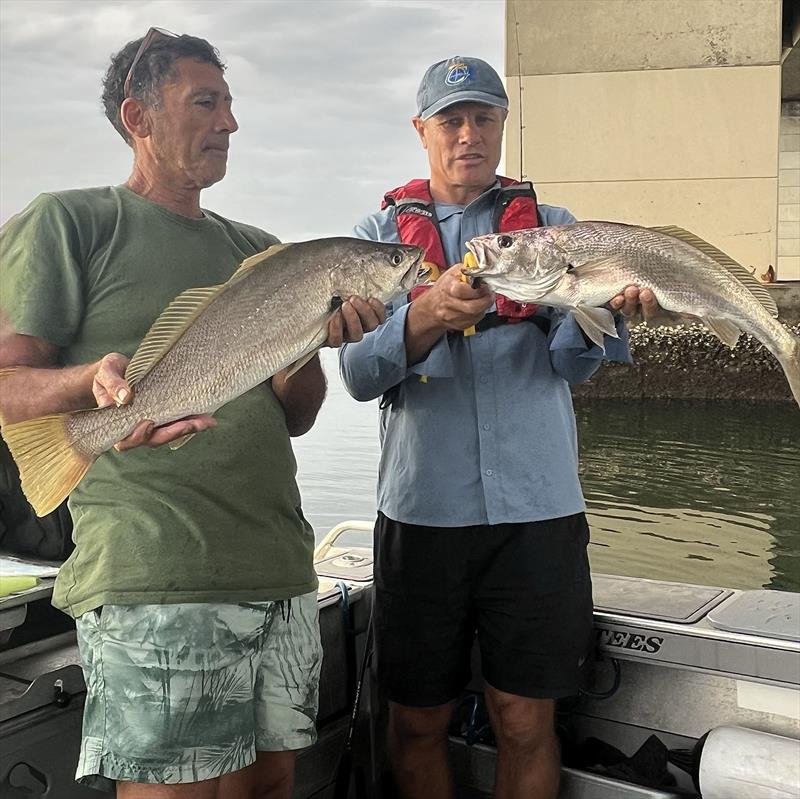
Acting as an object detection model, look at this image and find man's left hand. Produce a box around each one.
[325,296,386,347]
[608,285,661,323]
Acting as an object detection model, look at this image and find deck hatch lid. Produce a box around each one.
[707,590,800,641]
[593,574,730,624]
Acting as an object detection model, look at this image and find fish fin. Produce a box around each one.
[649,226,779,318]
[126,244,294,388]
[573,305,619,347]
[231,243,292,285]
[777,331,800,408]
[0,367,19,425]
[701,317,743,348]
[284,349,320,379]
[1,413,94,517]
[125,285,223,387]
[168,432,196,451]
[571,255,630,278]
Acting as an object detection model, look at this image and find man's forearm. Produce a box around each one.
[404,301,447,365]
[0,364,97,424]
[271,355,327,436]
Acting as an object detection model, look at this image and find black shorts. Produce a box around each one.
[373,512,594,707]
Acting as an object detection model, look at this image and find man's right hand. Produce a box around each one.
[404,264,495,365]
[92,353,217,452]
[411,263,494,332]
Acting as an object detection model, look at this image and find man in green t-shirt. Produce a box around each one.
[0,30,384,798]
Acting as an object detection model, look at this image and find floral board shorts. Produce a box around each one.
[74,591,322,788]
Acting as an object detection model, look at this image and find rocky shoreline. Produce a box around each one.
[574,284,800,403]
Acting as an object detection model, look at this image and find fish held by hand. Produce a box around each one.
[465,222,800,407]
[1,238,427,516]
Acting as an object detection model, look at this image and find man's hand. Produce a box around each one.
[404,264,495,365]
[325,297,386,347]
[608,285,661,323]
[91,352,217,452]
[412,264,495,332]
[91,352,137,408]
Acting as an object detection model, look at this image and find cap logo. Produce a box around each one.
[445,62,470,86]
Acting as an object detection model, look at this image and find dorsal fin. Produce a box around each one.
[125,285,224,387]
[125,242,291,388]
[649,225,778,318]
[232,243,291,283]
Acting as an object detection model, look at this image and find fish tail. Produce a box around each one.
[1,413,94,517]
[777,331,800,409]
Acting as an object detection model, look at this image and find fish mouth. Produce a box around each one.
[402,250,429,290]
[464,239,490,275]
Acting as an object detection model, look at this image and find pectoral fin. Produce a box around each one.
[571,255,630,278]
[701,317,743,348]
[573,305,619,347]
[284,349,321,378]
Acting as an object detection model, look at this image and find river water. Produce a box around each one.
[295,351,800,593]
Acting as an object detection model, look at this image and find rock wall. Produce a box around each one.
[574,322,799,403]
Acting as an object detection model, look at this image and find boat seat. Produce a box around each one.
[707,590,800,642]
[315,548,373,583]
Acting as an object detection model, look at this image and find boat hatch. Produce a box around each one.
[707,590,800,642]
[593,573,730,624]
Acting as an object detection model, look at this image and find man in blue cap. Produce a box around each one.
[340,57,657,799]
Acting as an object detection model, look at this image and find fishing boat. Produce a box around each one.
[1,519,798,798]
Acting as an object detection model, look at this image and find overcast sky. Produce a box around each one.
[0,0,505,239]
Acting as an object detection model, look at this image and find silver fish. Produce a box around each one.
[1,237,426,516]
[465,222,800,407]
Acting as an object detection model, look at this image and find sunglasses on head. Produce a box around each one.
[123,26,179,98]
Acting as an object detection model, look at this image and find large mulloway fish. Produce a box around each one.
[465,222,800,407]
[1,238,426,516]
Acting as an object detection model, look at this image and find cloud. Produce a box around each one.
[0,0,504,238]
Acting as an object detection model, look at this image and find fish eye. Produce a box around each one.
[497,235,513,249]
[391,251,404,266]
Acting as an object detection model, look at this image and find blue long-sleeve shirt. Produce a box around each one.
[339,182,631,527]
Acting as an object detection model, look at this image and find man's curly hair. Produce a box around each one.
[102,33,226,145]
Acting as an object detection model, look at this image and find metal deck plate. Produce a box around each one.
[707,590,800,642]
[593,573,730,624]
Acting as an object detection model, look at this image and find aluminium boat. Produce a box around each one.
[1,520,798,798]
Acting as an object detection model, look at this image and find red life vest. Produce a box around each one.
[382,177,541,319]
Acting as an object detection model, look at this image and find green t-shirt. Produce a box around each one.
[0,185,318,617]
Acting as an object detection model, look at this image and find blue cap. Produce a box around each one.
[416,56,508,121]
